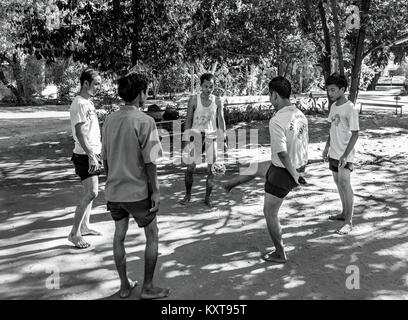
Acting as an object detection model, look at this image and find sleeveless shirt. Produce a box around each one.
[191,94,217,138]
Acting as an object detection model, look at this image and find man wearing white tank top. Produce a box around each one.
[180,73,226,206]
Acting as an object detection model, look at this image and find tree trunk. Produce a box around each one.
[318,0,332,80]
[131,0,143,66]
[330,0,345,75]
[317,0,333,110]
[11,54,26,104]
[0,67,22,103]
[367,71,381,91]
[349,0,371,104]
[190,64,195,94]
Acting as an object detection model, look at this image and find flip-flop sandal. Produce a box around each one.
[335,224,352,235]
[140,288,170,300]
[329,214,346,221]
[262,251,287,264]
[119,280,138,299]
[178,198,191,205]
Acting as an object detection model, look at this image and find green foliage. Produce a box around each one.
[224,104,274,126]
[23,56,46,98]
[54,61,83,101]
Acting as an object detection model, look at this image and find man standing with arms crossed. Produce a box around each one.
[68,68,103,249]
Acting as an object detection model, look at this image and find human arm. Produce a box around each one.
[278,151,300,185]
[216,97,226,135]
[139,119,163,213]
[322,133,330,161]
[103,160,108,177]
[183,96,196,139]
[75,123,101,172]
[338,130,359,167]
[270,119,299,184]
[145,162,160,213]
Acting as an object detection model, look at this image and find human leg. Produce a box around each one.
[113,216,137,298]
[336,167,354,234]
[262,192,286,263]
[140,217,170,299]
[68,175,99,248]
[329,171,346,221]
[180,163,196,204]
[222,160,270,192]
[80,176,102,236]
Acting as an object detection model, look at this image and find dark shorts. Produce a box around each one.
[264,164,299,199]
[189,132,216,153]
[329,157,354,172]
[107,198,156,227]
[71,153,102,181]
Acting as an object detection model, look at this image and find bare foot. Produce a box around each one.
[68,234,90,249]
[328,213,345,221]
[119,280,138,299]
[179,196,191,205]
[80,227,102,236]
[336,223,353,235]
[140,286,170,300]
[221,182,233,193]
[262,250,287,263]
[204,197,213,207]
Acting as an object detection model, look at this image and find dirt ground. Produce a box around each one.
[0,104,407,300]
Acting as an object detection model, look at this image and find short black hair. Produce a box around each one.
[325,73,348,91]
[200,73,215,85]
[268,76,291,99]
[80,68,99,87]
[117,73,149,103]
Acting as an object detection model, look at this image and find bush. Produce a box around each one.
[224,104,275,125]
[23,56,46,99]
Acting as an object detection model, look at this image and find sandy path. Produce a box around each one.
[0,106,407,300]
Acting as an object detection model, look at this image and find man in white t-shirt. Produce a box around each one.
[323,73,359,235]
[262,76,308,264]
[68,68,102,249]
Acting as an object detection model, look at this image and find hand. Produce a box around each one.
[338,155,347,168]
[149,192,160,213]
[322,147,329,161]
[88,154,102,174]
[292,171,300,186]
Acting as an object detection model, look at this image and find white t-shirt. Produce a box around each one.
[269,105,308,169]
[328,101,359,162]
[70,96,102,155]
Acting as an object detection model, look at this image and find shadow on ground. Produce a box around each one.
[0,113,407,299]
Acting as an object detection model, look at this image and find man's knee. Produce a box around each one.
[338,172,351,189]
[186,164,196,174]
[114,219,129,243]
[114,227,127,243]
[145,220,158,243]
[263,194,282,217]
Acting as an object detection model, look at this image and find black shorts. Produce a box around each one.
[264,164,298,199]
[189,132,216,153]
[71,153,102,181]
[107,198,156,227]
[329,157,354,172]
